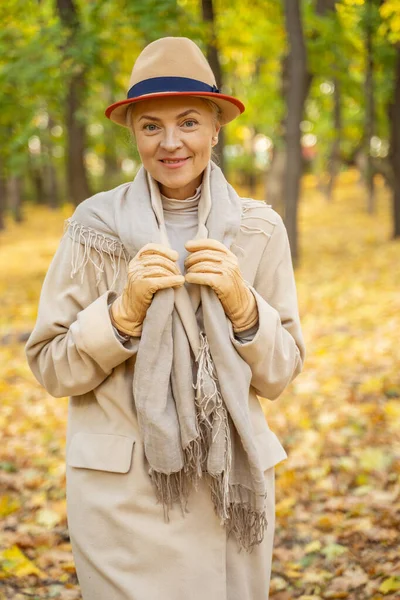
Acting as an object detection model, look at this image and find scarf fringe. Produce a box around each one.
[147,331,222,523]
[225,496,268,553]
[183,437,204,482]
[149,469,190,521]
[209,476,268,551]
[64,218,130,290]
[149,329,265,551]
[193,332,232,476]
[192,331,267,551]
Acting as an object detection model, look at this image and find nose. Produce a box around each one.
[159,126,183,152]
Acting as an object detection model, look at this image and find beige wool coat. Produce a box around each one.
[25,177,305,600]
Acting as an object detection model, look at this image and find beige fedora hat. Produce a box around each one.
[105,36,245,127]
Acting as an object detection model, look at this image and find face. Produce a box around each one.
[130,96,221,199]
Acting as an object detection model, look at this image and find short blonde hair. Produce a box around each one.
[199,98,222,125]
[125,103,134,129]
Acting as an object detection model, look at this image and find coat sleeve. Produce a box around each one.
[227,213,306,400]
[25,231,140,398]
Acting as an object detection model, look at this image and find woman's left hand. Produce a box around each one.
[184,239,259,333]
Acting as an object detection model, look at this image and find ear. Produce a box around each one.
[212,122,222,146]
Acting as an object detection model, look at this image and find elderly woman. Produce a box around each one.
[25,37,305,600]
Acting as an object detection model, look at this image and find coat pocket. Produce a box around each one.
[254,428,288,471]
[67,432,136,474]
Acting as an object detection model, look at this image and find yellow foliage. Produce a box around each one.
[379,577,400,593]
[276,496,296,517]
[380,0,400,41]
[0,546,46,578]
[0,495,20,517]
[304,540,322,554]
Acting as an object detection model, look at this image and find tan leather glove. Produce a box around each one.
[184,239,259,333]
[110,243,185,337]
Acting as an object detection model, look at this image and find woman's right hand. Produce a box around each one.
[110,243,185,337]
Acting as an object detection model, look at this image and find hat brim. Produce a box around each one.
[105,92,245,127]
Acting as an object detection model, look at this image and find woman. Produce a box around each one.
[25,37,305,600]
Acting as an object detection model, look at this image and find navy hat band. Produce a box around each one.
[127,76,220,99]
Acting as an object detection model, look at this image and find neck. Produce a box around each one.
[159,172,203,200]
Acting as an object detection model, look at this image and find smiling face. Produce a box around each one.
[129,96,221,199]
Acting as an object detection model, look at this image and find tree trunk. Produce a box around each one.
[316,0,337,13]
[326,76,342,201]
[44,116,60,209]
[103,86,120,188]
[365,0,375,214]
[265,50,289,213]
[28,152,46,205]
[0,158,7,231]
[269,1,334,251]
[201,0,225,172]
[283,0,308,267]
[103,125,119,187]
[57,0,91,206]
[265,148,286,217]
[320,2,342,200]
[8,175,23,223]
[388,45,400,239]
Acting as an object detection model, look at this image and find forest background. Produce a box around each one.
[0,0,399,599]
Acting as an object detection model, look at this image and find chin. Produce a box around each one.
[158,172,195,188]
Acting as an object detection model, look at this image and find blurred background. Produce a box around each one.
[0,1,399,599]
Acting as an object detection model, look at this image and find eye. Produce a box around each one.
[182,119,198,128]
[143,123,159,132]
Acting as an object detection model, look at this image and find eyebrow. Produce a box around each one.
[138,109,201,122]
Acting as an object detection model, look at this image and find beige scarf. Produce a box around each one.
[65,160,268,550]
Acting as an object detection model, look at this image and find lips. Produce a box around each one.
[159,157,191,169]
[160,157,190,163]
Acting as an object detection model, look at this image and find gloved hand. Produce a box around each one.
[110,243,185,336]
[184,239,259,333]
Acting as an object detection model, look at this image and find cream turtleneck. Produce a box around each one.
[160,184,202,276]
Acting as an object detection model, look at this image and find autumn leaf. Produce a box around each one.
[36,508,62,529]
[0,495,20,517]
[0,546,46,578]
[379,577,400,594]
[321,543,348,560]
